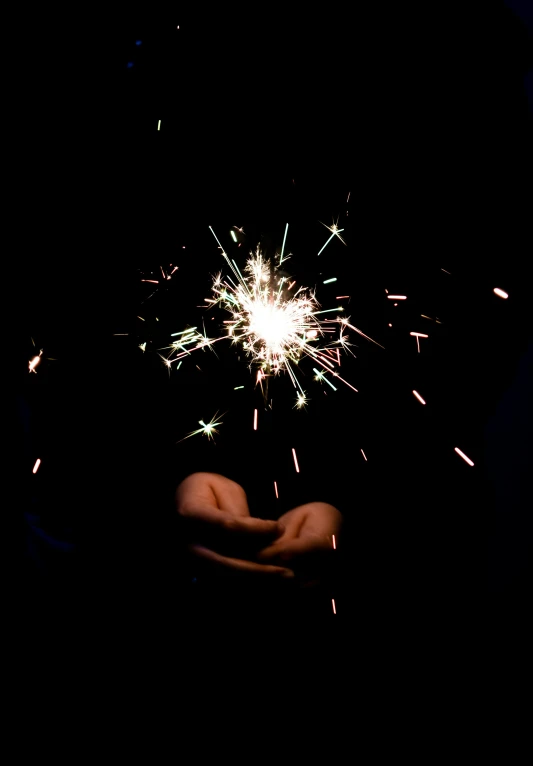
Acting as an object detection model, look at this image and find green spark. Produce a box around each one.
[279,223,289,266]
[313,306,344,315]
[313,368,337,391]
[323,278,337,284]
[171,327,198,337]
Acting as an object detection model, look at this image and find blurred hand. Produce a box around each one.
[175,472,294,580]
[257,502,342,588]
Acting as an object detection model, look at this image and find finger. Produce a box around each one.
[257,536,332,563]
[274,510,306,542]
[189,545,295,578]
[176,472,250,518]
[181,505,283,538]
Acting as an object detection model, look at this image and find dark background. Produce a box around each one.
[12,5,532,647]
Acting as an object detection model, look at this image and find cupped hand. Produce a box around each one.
[256,502,342,587]
[175,472,294,579]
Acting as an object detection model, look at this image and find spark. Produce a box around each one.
[212,247,323,375]
[179,413,224,443]
[158,120,161,130]
[412,390,426,405]
[313,368,337,391]
[141,279,159,284]
[493,288,508,299]
[317,223,346,256]
[295,391,308,409]
[253,408,258,430]
[332,534,336,550]
[323,278,337,284]
[279,223,289,266]
[274,481,279,499]
[332,372,358,392]
[387,295,407,300]
[336,295,350,299]
[139,343,147,352]
[441,268,451,274]
[332,598,337,615]
[168,232,379,401]
[32,459,41,474]
[314,307,344,315]
[137,316,145,321]
[230,230,238,242]
[340,318,385,349]
[292,448,300,473]
[234,385,244,390]
[29,352,42,373]
[171,327,198,337]
[361,449,368,461]
[410,332,429,353]
[454,447,474,466]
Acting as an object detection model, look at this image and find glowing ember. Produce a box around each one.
[493,288,508,299]
[454,447,474,467]
[292,448,300,473]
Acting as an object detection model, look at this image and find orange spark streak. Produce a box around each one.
[141,280,159,283]
[413,390,426,405]
[332,534,336,550]
[361,449,367,461]
[493,288,508,299]
[388,295,407,300]
[292,448,300,473]
[332,372,358,392]
[332,598,337,615]
[32,459,41,474]
[274,481,279,499]
[29,356,41,373]
[455,447,474,466]
[253,409,258,431]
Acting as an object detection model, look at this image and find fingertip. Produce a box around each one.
[280,568,295,579]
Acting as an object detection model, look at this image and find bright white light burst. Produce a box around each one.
[213,248,323,376]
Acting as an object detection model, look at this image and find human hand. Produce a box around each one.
[175,472,295,580]
[256,502,342,588]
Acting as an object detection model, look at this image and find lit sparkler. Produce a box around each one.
[169,232,383,405]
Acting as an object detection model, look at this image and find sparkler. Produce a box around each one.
[164,230,382,418]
